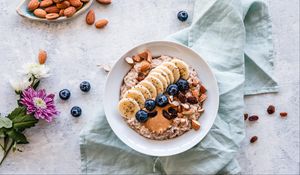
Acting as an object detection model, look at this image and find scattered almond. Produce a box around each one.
[125,57,134,65]
[28,0,40,11]
[64,6,76,17]
[38,50,47,64]
[86,9,95,25]
[95,19,109,28]
[191,120,201,130]
[40,0,54,8]
[33,9,47,18]
[140,60,151,72]
[45,13,60,20]
[45,6,60,13]
[96,0,112,5]
[138,51,148,60]
[170,101,180,107]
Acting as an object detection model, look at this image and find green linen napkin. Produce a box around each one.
[80,0,278,174]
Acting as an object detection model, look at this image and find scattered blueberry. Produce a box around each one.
[176,79,189,91]
[155,94,169,107]
[59,89,71,100]
[71,106,82,117]
[144,99,156,111]
[166,84,179,96]
[80,81,91,92]
[177,10,188,22]
[135,110,148,122]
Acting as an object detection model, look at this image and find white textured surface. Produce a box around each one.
[0,0,299,174]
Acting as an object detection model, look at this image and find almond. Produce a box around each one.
[191,120,200,130]
[192,89,199,98]
[33,9,47,18]
[56,1,70,9]
[86,9,95,25]
[138,51,148,60]
[132,55,141,62]
[140,60,151,72]
[40,0,53,8]
[95,19,108,28]
[59,9,64,16]
[69,0,82,7]
[96,0,111,5]
[64,6,76,17]
[181,103,190,110]
[28,0,40,11]
[53,0,64,3]
[45,13,59,20]
[200,85,207,93]
[182,109,193,115]
[45,6,60,13]
[38,50,47,64]
[125,57,134,65]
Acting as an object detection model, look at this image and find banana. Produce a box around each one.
[156,66,174,83]
[162,62,180,82]
[139,80,157,98]
[123,89,145,108]
[171,59,190,80]
[118,98,140,119]
[145,75,164,94]
[151,67,170,84]
[132,84,152,100]
[149,72,168,89]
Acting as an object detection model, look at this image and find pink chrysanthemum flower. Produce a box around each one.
[20,87,59,122]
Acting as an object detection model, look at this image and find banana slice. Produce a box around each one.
[149,72,168,89]
[123,89,145,108]
[145,75,164,95]
[171,59,190,79]
[162,62,180,82]
[151,68,170,84]
[139,80,157,98]
[157,66,174,83]
[132,84,152,100]
[118,98,140,119]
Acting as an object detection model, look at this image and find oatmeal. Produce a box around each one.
[118,50,207,140]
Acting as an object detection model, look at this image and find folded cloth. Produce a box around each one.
[80,0,278,174]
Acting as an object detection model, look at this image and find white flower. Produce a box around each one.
[21,63,50,79]
[9,76,32,92]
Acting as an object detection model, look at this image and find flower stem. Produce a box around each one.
[0,141,14,165]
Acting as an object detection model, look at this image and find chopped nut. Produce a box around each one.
[181,103,190,110]
[125,57,134,65]
[191,120,200,130]
[192,89,199,98]
[136,72,146,82]
[197,108,205,113]
[182,109,193,115]
[199,94,207,103]
[132,55,141,62]
[200,85,207,93]
[170,101,180,107]
[177,105,182,113]
[140,60,151,72]
[187,96,198,104]
[97,64,111,72]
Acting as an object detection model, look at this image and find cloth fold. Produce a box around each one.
[80,0,278,174]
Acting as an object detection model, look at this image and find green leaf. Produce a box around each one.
[0,117,12,128]
[6,129,28,144]
[7,107,38,130]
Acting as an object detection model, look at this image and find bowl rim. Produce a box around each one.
[104,40,219,156]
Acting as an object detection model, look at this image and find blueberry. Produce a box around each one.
[80,81,91,92]
[155,94,169,107]
[135,110,148,123]
[177,11,188,22]
[59,89,71,100]
[71,106,82,117]
[144,99,156,111]
[166,84,179,96]
[176,79,189,91]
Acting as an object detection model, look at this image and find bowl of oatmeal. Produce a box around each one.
[104,41,219,156]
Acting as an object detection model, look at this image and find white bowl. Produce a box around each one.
[104,41,219,156]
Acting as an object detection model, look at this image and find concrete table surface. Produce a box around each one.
[0,0,299,174]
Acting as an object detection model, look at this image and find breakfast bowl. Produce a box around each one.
[16,0,94,22]
[104,41,219,156]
